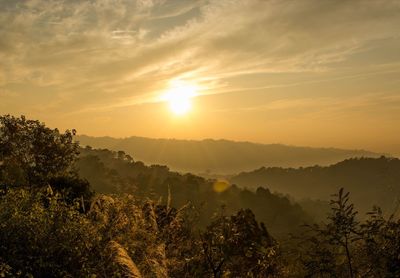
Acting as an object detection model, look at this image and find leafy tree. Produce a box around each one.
[326,188,359,278]
[200,208,281,277]
[0,115,93,205]
[0,188,101,277]
[356,207,400,277]
[0,115,79,188]
[301,188,360,277]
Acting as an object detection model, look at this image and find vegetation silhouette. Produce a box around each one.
[77,146,310,235]
[0,115,399,277]
[231,157,400,215]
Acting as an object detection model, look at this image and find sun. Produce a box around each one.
[162,82,197,116]
[169,94,191,115]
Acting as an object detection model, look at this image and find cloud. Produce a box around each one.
[0,0,399,115]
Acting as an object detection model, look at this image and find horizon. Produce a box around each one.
[77,133,389,155]
[1,0,400,155]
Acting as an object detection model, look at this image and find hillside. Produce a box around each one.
[3,115,400,277]
[76,146,311,235]
[76,135,381,175]
[230,156,400,214]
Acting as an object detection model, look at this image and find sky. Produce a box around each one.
[1,0,400,155]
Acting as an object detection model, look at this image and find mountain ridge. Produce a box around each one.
[76,134,383,175]
[230,156,400,215]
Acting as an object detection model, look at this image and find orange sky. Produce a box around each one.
[1,0,400,155]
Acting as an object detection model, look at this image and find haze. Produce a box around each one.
[1,0,400,155]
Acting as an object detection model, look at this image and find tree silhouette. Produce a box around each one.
[0,115,79,188]
[327,188,358,277]
[201,208,280,277]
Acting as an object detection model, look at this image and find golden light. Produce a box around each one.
[162,82,198,116]
[213,179,230,193]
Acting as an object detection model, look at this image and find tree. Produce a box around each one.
[357,207,400,277]
[0,115,93,205]
[0,115,79,188]
[201,208,281,277]
[0,188,101,277]
[327,188,358,278]
[301,188,359,277]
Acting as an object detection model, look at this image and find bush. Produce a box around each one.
[0,189,101,277]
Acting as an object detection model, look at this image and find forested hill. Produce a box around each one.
[230,156,400,214]
[2,115,400,277]
[77,146,311,235]
[76,135,381,174]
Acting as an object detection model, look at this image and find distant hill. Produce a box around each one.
[230,156,400,215]
[76,135,382,174]
[76,146,311,235]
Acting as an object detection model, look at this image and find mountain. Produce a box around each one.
[230,156,400,215]
[76,146,312,235]
[76,135,382,175]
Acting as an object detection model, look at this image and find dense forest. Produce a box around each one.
[77,135,380,175]
[231,158,400,215]
[1,115,399,277]
[77,146,310,235]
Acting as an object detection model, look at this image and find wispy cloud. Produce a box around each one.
[0,0,399,120]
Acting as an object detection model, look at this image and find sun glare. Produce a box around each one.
[163,82,197,116]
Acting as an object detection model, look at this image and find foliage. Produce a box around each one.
[356,207,400,277]
[1,115,400,277]
[78,147,311,235]
[200,208,281,277]
[48,176,94,210]
[0,188,192,277]
[231,156,400,214]
[0,115,93,206]
[0,186,285,277]
[299,188,400,277]
[0,188,101,277]
[0,115,79,187]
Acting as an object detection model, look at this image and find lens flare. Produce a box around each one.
[213,180,230,193]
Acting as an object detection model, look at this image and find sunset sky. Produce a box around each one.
[1,0,400,155]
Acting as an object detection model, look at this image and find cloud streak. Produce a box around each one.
[0,0,400,153]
